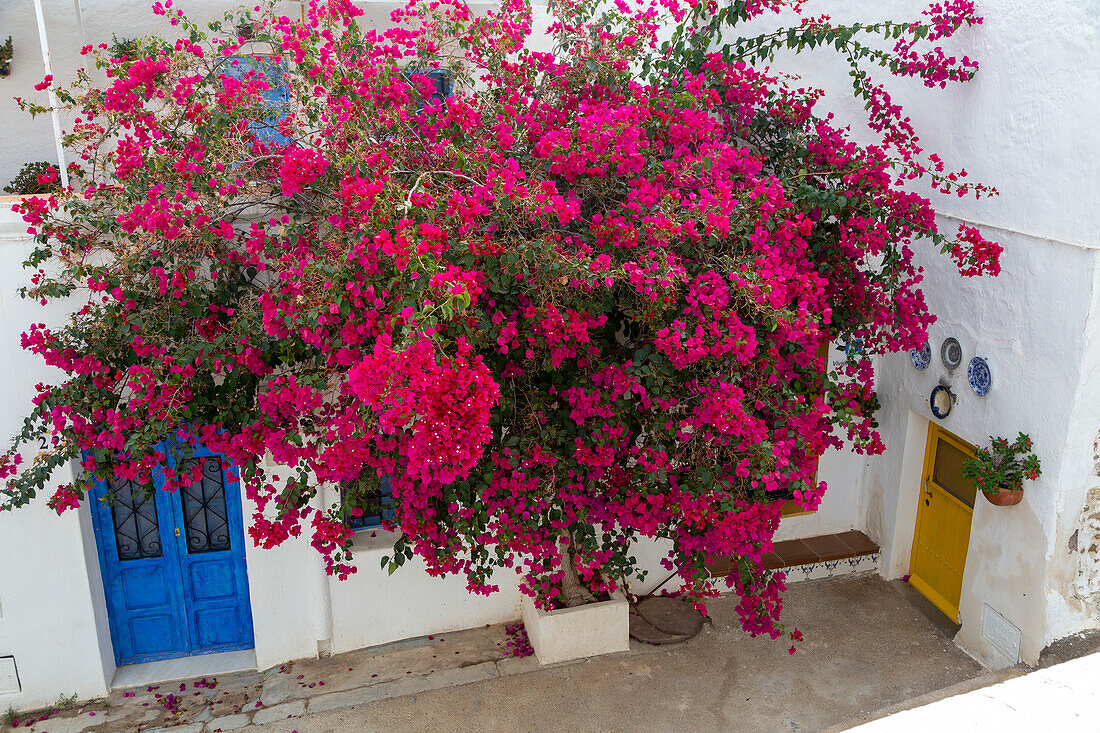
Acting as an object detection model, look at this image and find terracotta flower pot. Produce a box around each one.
[983,486,1023,506]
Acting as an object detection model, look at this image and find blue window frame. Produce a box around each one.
[404,69,451,111]
[341,475,394,531]
[221,54,291,146]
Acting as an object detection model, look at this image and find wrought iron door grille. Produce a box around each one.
[108,477,162,561]
[179,457,232,554]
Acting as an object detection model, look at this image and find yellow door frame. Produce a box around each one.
[908,423,976,623]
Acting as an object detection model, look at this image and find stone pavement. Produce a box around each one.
[3,574,1011,733]
[3,625,540,733]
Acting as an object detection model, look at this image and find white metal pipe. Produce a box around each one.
[33,0,71,190]
[72,0,86,47]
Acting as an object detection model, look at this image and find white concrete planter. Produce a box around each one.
[520,591,630,665]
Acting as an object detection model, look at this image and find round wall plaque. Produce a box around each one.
[930,385,955,419]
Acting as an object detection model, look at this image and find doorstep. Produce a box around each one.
[708,530,880,583]
[112,650,258,690]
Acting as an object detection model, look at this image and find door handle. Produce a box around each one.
[924,478,933,497]
[174,527,181,537]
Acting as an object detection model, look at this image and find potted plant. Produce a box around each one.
[962,433,1041,506]
[0,36,12,78]
[520,559,629,664]
[107,35,141,60]
[3,161,61,195]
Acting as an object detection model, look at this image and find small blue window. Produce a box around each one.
[342,475,394,531]
[403,69,451,112]
[222,55,291,146]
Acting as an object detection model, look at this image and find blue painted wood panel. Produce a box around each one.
[166,444,255,655]
[89,441,254,666]
[90,470,190,664]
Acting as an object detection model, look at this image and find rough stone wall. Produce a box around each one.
[1071,435,1100,601]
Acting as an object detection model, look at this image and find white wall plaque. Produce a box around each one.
[982,604,1022,664]
[0,656,20,695]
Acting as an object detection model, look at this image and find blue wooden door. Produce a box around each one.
[90,471,190,664]
[166,448,255,654]
[90,443,254,666]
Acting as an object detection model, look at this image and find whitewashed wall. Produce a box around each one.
[0,201,116,710]
[741,0,1100,666]
[0,199,532,708]
[0,0,498,187]
[869,235,1100,667]
[775,352,873,544]
[0,1,528,708]
[327,531,524,655]
[0,0,321,186]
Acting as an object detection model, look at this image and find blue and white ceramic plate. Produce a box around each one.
[941,337,963,371]
[930,385,954,419]
[910,342,932,371]
[968,356,992,396]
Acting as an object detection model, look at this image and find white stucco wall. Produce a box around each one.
[739,0,1100,666]
[0,200,533,706]
[774,350,875,543]
[1042,270,1100,644]
[0,202,116,711]
[871,231,1099,667]
[241,489,326,672]
[737,0,1100,248]
[327,532,524,655]
[0,0,303,186]
[247,480,528,666]
[576,0,1100,600]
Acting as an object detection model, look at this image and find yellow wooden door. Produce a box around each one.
[909,425,976,622]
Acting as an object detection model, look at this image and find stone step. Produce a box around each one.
[708,530,881,583]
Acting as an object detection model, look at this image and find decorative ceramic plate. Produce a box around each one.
[910,342,932,371]
[929,385,954,419]
[940,337,963,370]
[968,356,992,396]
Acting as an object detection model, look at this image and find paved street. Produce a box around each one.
[239,575,999,733]
[8,574,1015,733]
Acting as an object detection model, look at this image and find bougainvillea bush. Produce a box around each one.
[2,0,999,641]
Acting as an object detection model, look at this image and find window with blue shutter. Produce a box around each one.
[222,55,291,146]
[404,69,451,112]
[341,474,394,531]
